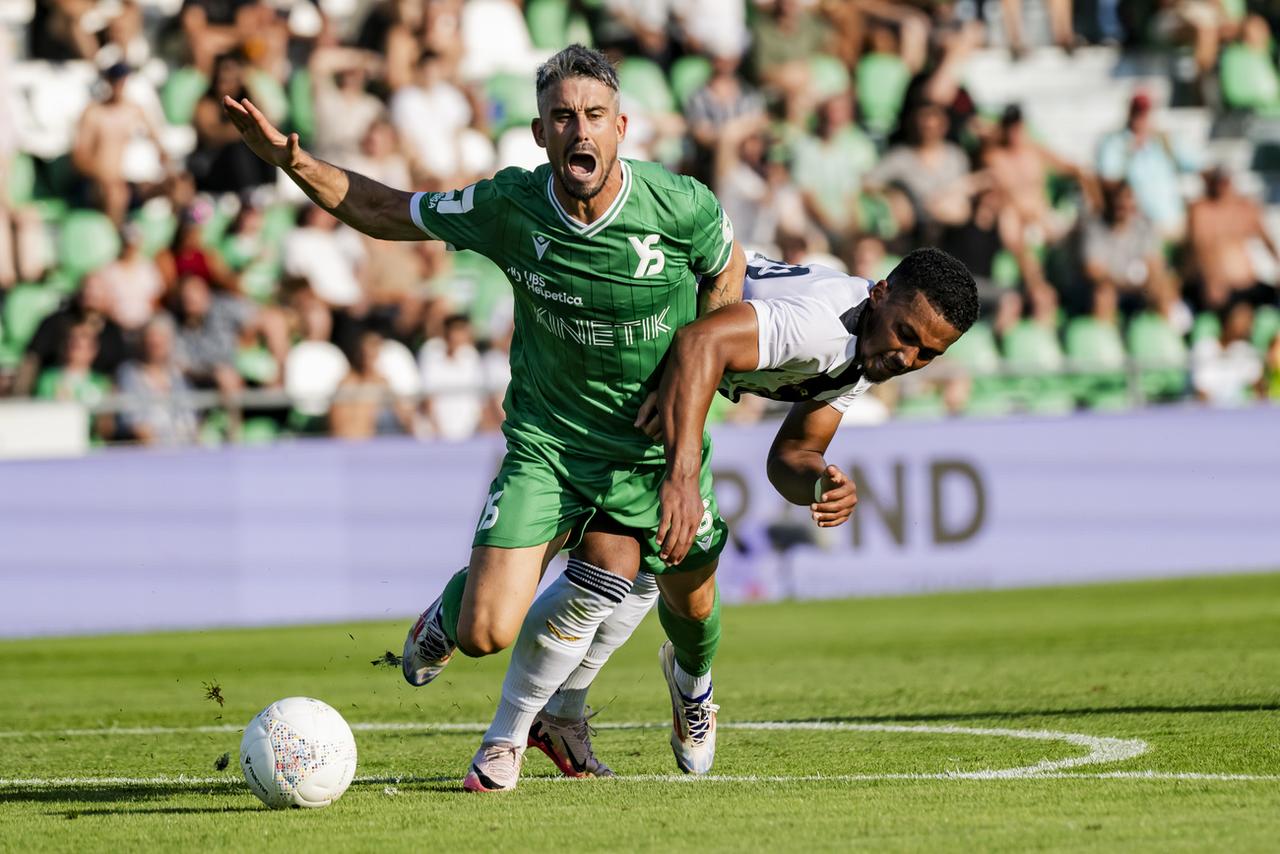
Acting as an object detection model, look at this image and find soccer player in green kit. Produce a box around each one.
[223,45,746,789]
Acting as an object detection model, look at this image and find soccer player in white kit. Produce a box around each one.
[482,247,979,787]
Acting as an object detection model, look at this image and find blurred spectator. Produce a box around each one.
[220,201,272,272]
[792,92,877,249]
[98,224,165,332]
[938,186,1024,332]
[172,274,252,394]
[419,313,486,439]
[714,120,807,253]
[29,0,98,61]
[157,214,238,291]
[751,0,831,97]
[1151,0,1237,98]
[673,0,749,61]
[1084,181,1173,322]
[1266,331,1280,400]
[35,321,112,409]
[390,49,483,182]
[1001,0,1076,59]
[285,291,349,419]
[864,102,971,240]
[116,314,201,446]
[310,46,385,165]
[181,0,284,78]
[1186,168,1279,310]
[1191,298,1264,405]
[330,330,414,439]
[686,48,766,179]
[71,64,170,226]
[348,118,414,189]
[190,52,277,195]
[1096,92,1196,239]
[97,0,152,71]
[356,0,430,93]
[283,206,365,308]
[17,274,127,397]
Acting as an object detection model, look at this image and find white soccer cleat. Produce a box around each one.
[527,710,615,778]
[462,742,525,792]
[401,594,455,687]
[659,641,719,775]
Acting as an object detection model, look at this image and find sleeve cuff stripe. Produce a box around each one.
[408,192,440,240]
[702,239,734,278]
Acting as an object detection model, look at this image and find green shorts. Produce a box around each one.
[471,435,728,575]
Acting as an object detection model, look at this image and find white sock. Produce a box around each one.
[674,662,712,699]
[543,572,661,720]
[482,558,630,745]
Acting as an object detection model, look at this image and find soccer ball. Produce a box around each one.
[239,696,358,809]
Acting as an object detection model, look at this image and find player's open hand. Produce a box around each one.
[222,96,301,170]
[634,391,662,440]
[811,465,856,528]
[657,473,701,566]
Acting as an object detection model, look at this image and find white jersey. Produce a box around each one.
[719,257,873,413]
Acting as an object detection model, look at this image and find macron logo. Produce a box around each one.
[533,234,551,260]
[629,234,666,278]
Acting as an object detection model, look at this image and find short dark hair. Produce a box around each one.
[886,247,979,334]
[535,44,619,110]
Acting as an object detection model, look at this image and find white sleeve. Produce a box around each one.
[747,296,850,373]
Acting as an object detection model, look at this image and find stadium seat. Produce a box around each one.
[618,57,676,115]
[1002,320,1075,414]
[1,283,61,356]
[1127,312,1188,400]
[486,72,539,137]
[1220,44,1280,114]
[1065,317,1129,410]
[1251,304,1280,351]
[938,322,1016,416]
[57,210,121,282]
[894,390,947,420]
[129,204,178,258]
[669,55,713,108]
[1190,312,1220,344]
[810,54,851,102]
[855,53,910,136]
[525,0,568,50]
[239,417,282,445]
[236,345,280,386]
[161,67,208,126]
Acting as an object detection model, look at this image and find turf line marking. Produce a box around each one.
[1,771,1277,789]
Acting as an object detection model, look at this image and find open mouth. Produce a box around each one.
[566,151,597,181]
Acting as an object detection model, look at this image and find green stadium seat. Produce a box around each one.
[1251,304,1280,351]
[855,53,910,136]
[1002,320,1075,414]
[486,72,539,137]
[1127,311,1188,400]
[240,417,282,445]
[1065,316,1128,408]
[7,152,36,207]
[129,205,178,258]
[245,69,290,130]
[161,67,209,126]
[2,284,61,355]
[895,390,947,420]
[991,250,1022,290]
[565,12,592,47]
[939,322,1017,416]
[288,69,316,147]
[669,55,713,108]
[1220,44,1280,113]
[57,210,121,282]
[618,57,676,115]
[1190,312,1220,344]
[235,345,280,385]
[525,0,569,50]
[810,54,851,101]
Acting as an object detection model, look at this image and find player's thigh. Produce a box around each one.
[458,535,570,654]
[656,560,719,622]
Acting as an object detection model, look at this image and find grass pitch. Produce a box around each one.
[2,573,1278,852]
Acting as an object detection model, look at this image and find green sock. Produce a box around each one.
[438,567,468,647]
[658,586,721,677]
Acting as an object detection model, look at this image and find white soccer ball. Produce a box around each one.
[239,696,358,809]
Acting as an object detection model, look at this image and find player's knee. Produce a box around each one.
[667,595,715,623]
[455,617,516,657]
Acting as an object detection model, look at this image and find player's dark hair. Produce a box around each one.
[886,247,979,333]
[535,44,619,110]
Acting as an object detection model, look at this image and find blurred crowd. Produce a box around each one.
[2,0,1280,446]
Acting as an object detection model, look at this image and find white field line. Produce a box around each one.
[1,771,1277,789]
[0,719,1271,786]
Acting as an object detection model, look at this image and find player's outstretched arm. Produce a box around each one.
[222,97,422,241]
[642,303,760,565]
[767,400,858,528]
[698,241,747,315]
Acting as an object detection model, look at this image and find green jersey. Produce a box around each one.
[410,159,734,464]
